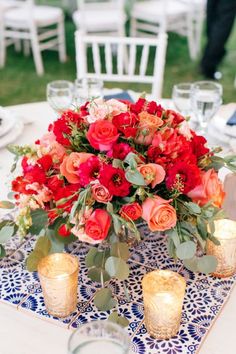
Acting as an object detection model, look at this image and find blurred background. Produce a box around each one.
[0,0,235,106]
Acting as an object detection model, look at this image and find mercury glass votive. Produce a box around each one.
[142,270,186,339]
[207,219,236,278]
[38,253,79,317]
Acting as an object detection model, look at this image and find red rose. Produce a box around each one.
[37,155,53,171]
[46,175,64,192]
[87,120,119,151]
[99,165,131,197]
[85,209,111,241]
[107,143,132,160]
[58,224,71,237]
[120,202,142,221]
[166,162,201,193]
[112,112,138,138]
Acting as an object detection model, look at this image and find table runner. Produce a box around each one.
[0,224,236,354]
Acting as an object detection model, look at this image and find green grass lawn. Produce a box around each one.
[0,19,235,106]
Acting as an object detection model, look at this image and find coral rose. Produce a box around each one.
[60,152,93,184]
[135,111,163,145]
[142,196,177,232]
[92,183,112,203]
[87,120,119,151]
[138,163,165,188]
[85,209,111,241]
[120,202,142,221]
[187,169,225,207]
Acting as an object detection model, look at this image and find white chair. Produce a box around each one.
[130,0,205,60]
[0,0,66,76]
[75,30,168,99]
[73,0,126,36]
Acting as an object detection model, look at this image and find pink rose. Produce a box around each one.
[60,152,93,184]
[187,169,225,207]
[138,163,165,188]
[87,120,119,151]
[85,209,111,241]
[142,196,177,231]
[106,99,127,117]
[87,98,109,123]
[38,132,66,163]
[91,183,112,203]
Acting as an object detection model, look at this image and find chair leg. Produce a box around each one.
[14,39,21,52]
[30,30,44,76]
[0,25,6,68]
[130,17,137,37]
[23,40,30,57]
[186,13,197,60]
[58,17,66,63]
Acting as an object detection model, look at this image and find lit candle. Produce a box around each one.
[142,270,186,339]
[207,219,236,278]
[38,253,79,317]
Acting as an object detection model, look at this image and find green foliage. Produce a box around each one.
[105,256,129,281]
[0,225,15,244]
[0,245,6,258]
[29,209,48,235]
[26,235,51,271]
[108,312,129,327]
[176,241,196,260]
[125,169,146,186]
[110,242,130,261]
[0,201,15,209]
[88,268,111,283]
[94,288,117,311]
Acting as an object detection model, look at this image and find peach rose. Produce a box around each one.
[135,111,163,145]
[106,99,127,117]
[85,209,111,241]
[187,169,225,207]
[142,196,177,232]
[91,183,112,203]
[138,163,166,188]
[60,152,93,184]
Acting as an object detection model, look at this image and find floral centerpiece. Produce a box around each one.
[0,97,236,311]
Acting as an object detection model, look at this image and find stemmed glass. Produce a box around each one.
[172,83,193,117]
[74,78,104,106]
[68,320,130,354]
[190,81,222,135]
[47,80,74,115]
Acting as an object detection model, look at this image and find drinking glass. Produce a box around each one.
[47,80,74,115]
[191,81,222,135]
[68,321,130,354]
[74,78,103,106]
[172,83,192,117]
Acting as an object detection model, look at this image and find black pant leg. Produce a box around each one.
[201,0,236,76]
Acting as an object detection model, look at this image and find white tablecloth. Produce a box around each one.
[0,100,236,354]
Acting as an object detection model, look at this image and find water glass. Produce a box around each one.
[74,78,103,106]
[68,321,130,354]
[47,80,74,115]
[172,83,192,117]
[190,81,222,135]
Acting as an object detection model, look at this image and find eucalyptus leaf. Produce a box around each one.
[47,229,64,254]
[105,256,129,281]
[197,218,208,240]
[185,202,201,215]
[124,152,138,169]
[167,238,176,258]
[108,312,129,327]
[0,225,15,244]
[168,229,180,248]
[208,234,221,246]
[35,236,51,256]
[85,247,98,268]
[94,288,117,311]
[125,169,146,186]
[111,242,130,261]
[112,159,123,168]
[106,202,114,214]
[176,241,197,260]
[197,255,218,274]
[0,201,15,209]
[112,215,122,235]
[26,250,45,272]
[0,245,6,258]
[88,267,111,283]
[183,257,199,272]
[29,209,48,235]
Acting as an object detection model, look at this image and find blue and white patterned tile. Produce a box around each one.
[9,235,37,263]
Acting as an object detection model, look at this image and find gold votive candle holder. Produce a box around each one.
[142,270,186,339]
[38,253,79,317]
[207,219,236,278]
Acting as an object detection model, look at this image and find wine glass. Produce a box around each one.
[47,80,74,115]
[191,81,222,135]
[68,320,130,354]
[172,83,193,117]
[74,78,104,106]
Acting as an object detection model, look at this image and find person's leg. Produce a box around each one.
[201,0,236,78]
